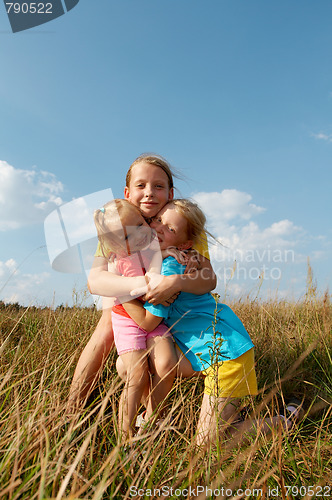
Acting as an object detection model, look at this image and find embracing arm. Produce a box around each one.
[175,255,216,294]
[143,256,216,305]
[122,299,163,332]
[88,256,148,297]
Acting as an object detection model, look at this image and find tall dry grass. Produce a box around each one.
[0,294,331,499]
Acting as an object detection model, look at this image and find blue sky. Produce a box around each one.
[1,0,331,306]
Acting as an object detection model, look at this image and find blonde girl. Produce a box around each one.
[67,154,216,410]
[94,199,176,438]
[121,200,302,446]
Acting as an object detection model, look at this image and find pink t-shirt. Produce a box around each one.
[112,249,154,318]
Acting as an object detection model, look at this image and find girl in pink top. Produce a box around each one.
[93,198,177,438]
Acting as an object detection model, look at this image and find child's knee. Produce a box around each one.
[155,357,177,378]
[116,357,127,380]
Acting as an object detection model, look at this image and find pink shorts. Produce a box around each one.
[111,311,171,355]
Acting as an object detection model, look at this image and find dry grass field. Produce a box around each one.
[0,291,331,499]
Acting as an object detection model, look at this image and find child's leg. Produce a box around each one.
[196,350,256,448]
[146,336,177,419]
[67,300,115,410]
[196,393,302,449]
[196,394,277,448]
[118,349,149,439]
[196,394,241,447]
[116,356,150,409]
[117,342,200,427]
[175,348,201,378]
[196,349,303,449]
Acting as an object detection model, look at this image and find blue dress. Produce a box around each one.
[144,257,254,371]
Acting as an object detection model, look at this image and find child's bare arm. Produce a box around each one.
[145,237,163,274]
[122,299,163,333]
[141,256,216,305]
[88,257,147,297]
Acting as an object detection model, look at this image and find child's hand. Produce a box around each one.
[141,274,180,306]
[162,247,189,265]
[130,271,163,297]
[183,249,202,274]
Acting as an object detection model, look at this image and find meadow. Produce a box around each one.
[0,290,331,499]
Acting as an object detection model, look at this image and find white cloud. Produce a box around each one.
[193,189,265,224]
[192,189,312,298]
[0,161,64,231]
[1,270,51,305]
[311,132,332,143]
[0,258,18,279]
[311,250,327,261]
[193,190,303,260]
[193,189,330,299]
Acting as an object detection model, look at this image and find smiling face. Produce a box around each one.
[150,203,193,251]
[124,161,174,218]
[113,210,153,256]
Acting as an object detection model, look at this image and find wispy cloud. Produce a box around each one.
[0,258,17,278]
[311,132,332,143]
[192,189,302,255]
[192,189,321,299]
[0,256,50,304]
[2,272,51,305]
[0,161,64,231]
[193,189,265,223]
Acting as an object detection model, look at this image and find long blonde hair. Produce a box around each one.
[94,199,143,259]
[171,199,215,247]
